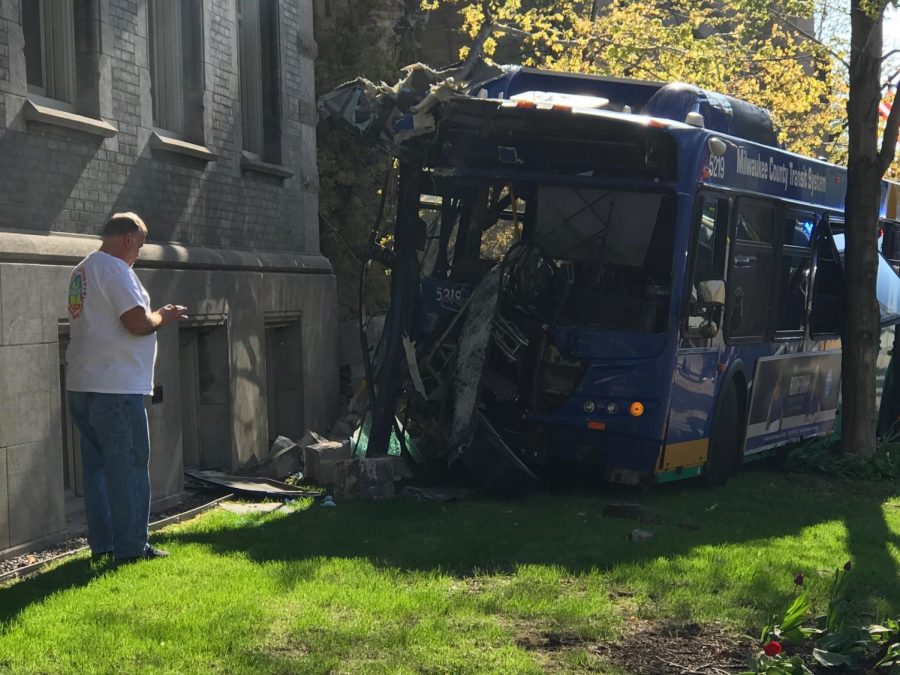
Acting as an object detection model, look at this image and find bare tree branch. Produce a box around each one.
[768,6,850,68]
[493,22,529,39]
[887,65,900,82]
[458,14,496,81]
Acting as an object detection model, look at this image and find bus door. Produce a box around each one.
[809,214,843,340]
[877,219,900,434]
[743,214,843,452]
[663,193,730,476]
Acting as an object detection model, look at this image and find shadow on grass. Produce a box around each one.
[0,555,116,626]
[2,468,898,628]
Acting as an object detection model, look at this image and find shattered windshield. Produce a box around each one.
[422,181,676,333]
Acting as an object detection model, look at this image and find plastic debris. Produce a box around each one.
[628,529,655,542]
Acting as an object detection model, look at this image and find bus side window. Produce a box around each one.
[684,195,728,338]
[727,201,775,342]
[775,214,814,336]
[811,222,842,338]
[882,220,900,273]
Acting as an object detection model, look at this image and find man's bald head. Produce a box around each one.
[99,212,148,266]
[102,212,147,239]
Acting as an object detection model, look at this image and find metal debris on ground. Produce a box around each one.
[627,529,655,542]
[239,435,302,480]
[399,486,475,502]
[184,470,321,498]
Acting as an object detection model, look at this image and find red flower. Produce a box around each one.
[794,573,804,586]
[763,641,783,657]
[843,561,852,572]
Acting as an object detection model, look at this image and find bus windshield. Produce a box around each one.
[534,186,675,332]
[423,180,676,334]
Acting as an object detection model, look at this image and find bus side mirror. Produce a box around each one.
[697,279,725,305]
[684,279,725,339]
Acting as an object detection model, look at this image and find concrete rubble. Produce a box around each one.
[240,406,413,501]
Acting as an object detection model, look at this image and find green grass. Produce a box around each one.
[1,469,898,674]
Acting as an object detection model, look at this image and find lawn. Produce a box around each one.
[1,468,898,674]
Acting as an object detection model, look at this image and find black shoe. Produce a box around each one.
[117,545,170,564]
[143,545,169,558]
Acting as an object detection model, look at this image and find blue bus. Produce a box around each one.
[343,66,900,490]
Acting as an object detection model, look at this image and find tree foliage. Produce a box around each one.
[426,0,898,174]
[316,0,409,322]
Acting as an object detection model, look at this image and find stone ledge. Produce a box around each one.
[0,230,333,274]
[149,131,217,162]
[23,100,118,138]
[240,152,294,179]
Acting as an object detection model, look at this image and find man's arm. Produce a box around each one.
[120,304,187,336]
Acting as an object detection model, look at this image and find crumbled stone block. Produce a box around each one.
[303,439,351,486]
[359,457,396,500]
[333,459,360,500]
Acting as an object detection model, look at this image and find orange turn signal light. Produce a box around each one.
[629,401,645,417]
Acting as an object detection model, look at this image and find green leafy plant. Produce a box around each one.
[742,641,813,675]
[761,575,815,644]
[750,564,900,673]
[785,435,900,480]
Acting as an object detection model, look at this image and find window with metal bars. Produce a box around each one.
[149,0,205,142]
[23,0,76,105]
[238,0,282,163]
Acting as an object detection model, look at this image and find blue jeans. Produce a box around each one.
[67,392,151,559]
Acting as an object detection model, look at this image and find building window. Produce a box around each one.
[238,0,282,163]
[23,0,76,105]
[179,325,232,469]
[149,0,205,142]
[58,333,83,501]
[264,319,303,443]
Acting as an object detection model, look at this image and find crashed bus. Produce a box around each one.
[321,65,900,494]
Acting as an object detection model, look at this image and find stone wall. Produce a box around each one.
[0,0,338,557]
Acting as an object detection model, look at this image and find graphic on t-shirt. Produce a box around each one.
[68,268,87,320]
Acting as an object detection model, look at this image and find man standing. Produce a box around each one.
[66,212,186,562]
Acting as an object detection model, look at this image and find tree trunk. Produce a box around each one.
[840,1,884,458]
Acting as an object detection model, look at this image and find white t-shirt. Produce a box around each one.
[66,251,157,395]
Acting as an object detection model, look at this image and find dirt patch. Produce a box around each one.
[593,619,753,674]
[515,618,754,674]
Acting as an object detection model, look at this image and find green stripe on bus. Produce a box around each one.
[655,466,704,483]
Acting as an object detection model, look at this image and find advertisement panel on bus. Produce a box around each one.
[744,352,842,453]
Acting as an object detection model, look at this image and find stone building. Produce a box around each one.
[0,0,337,558]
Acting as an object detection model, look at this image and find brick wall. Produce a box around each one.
[0,0,338,557]
[0,0,319,253]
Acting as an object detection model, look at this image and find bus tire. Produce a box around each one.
[704,379,742,485]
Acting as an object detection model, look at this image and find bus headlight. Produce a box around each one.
[583,400,596,413]
[606,401,620,415]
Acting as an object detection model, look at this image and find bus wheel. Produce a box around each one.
[704,379,741,485]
